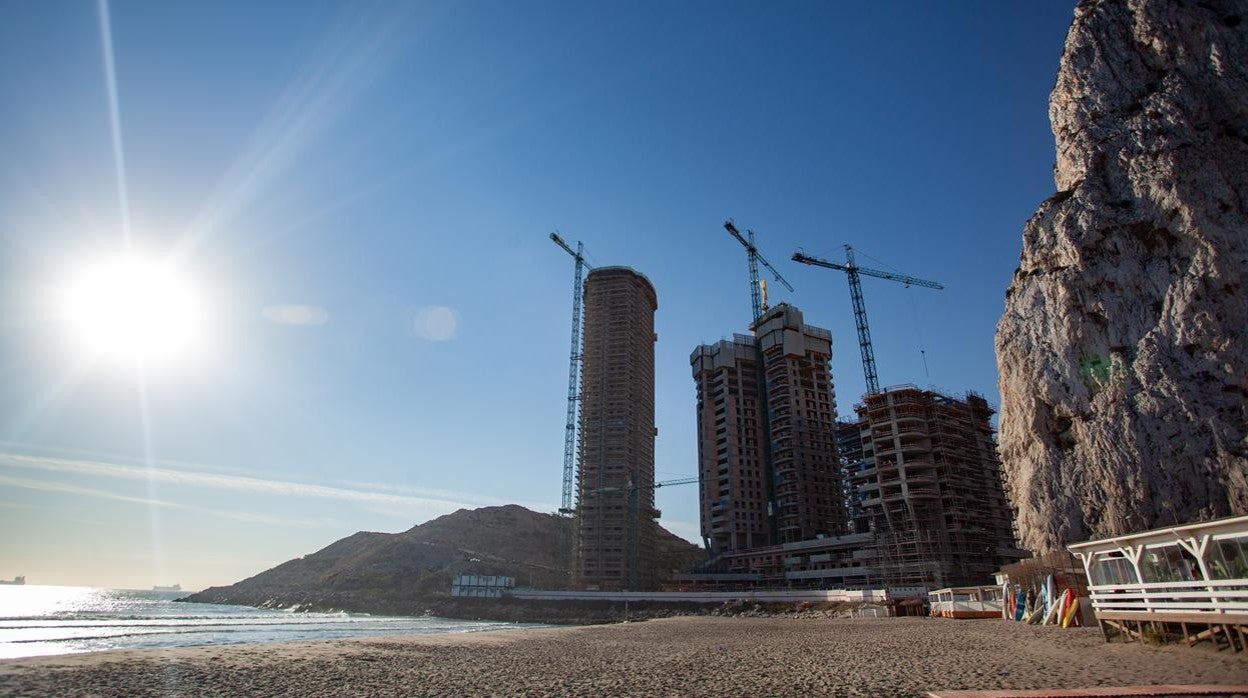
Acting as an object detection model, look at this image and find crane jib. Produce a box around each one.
[790,248,943,394]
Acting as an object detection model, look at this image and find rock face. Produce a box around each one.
[997,0,1248,552]
[185,505,703,615]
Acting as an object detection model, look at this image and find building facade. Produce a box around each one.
[575,267,659,590]
[692,303,845,557]
[692,335,768,553]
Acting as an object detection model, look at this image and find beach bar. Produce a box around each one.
[928,585,1004,619]
[1068,513,1248,651]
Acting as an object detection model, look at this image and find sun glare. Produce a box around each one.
[62,255,204,365]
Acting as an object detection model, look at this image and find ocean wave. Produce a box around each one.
[0,616,409,629]
[3,620,517,646]
[0,587,535,659]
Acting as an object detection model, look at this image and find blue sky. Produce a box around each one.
[0,1,1074,589]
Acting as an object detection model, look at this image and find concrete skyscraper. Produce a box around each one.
[692,303,845,556]
[575,267,658,590]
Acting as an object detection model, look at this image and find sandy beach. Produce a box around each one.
[1,616,1245,697]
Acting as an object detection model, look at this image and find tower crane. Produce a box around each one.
[722,220,793,545]
[723,220,794,324]
[550,232,593,515]
[584,476,699,591]
[792,246,943,394]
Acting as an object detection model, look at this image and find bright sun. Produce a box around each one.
[62,255,205,365]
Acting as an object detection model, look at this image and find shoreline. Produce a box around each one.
[179,591,869,625]
[2,616,1245,697]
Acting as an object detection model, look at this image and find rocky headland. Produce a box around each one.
[996,0,1248,551]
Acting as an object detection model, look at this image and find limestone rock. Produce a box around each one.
[996,0,1248,552]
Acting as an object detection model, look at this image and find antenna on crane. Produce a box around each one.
[792,245,943,394]
[550,232,593,515]
[723,220,794,324]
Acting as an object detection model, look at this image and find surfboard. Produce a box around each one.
[1061,592,1080,628]
[1055,588,1072,626]
[1044,592,1062,625]
[1042,575,1055,624]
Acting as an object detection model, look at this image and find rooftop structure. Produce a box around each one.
[575,266,659,590]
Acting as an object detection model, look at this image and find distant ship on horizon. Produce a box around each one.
[0,576,25,586]
[153,584,181,592]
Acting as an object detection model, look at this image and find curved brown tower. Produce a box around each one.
[575,266,658,590]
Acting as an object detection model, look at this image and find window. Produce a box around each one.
[1090,555,1138,586]
[1207,536,1248,580]
[1140,544,1202,583]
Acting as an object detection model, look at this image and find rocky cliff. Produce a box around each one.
[185,505,703,615]
[996,0,1248,552]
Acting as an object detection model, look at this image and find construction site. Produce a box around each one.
[548,222,1025,596]
[843,386,1025,587]
[687,375,1022,589]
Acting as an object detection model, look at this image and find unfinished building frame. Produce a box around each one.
[845,386,1023,588]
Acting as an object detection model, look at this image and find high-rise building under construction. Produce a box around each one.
[575,267,658,590]
[691,303,845,556]
[689,383,1024,589]
[842,387,1022,587]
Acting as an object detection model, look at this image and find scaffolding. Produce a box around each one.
[849,387,1024,588]
[575,267,660,591]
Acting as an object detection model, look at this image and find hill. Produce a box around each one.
[184,505,703,616]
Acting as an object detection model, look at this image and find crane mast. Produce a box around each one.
[550,232,592,515]
[792,246,943,394]
[721,220,794,545]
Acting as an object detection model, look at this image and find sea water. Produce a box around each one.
[0,585,524,659]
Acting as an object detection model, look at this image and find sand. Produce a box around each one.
[1,617,1245,697]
